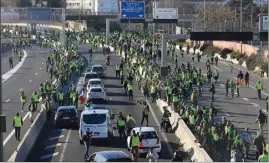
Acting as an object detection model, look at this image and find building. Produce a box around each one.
[253,0,268,7]
[95,0,118,14]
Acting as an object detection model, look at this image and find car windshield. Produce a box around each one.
[85,73,98,79]
[90,81,101,85]
[92,67,104,72]
[83,114,106,124]
[90,88,102,92]
[107,158,133,162]
[140,131,158,139]
[57,109,76,117]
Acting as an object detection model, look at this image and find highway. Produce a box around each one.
[156,49,268,161]
[2,45,55,161]
[26,45,182,162]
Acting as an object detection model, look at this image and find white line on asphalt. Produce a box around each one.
[5,60,6,62]
[213,66,223,72]
[5,99,10,102]
[3,112,30,146]
[146,99,173,158]
[29,80,32,83]
[242,98,249,101]
[251,103,259,107]
[40,68,42,69]
[262,109,268,113]
[42,62,44,64]
[59,130,71,162]
[40,152,59,160]
[220,84,225,87]
[109,97,112,101]
[45,143,62,150]
[226,112,230,116]
[2,50,27,83]
[35,73,38,75]
[49,135,64,141]
[19,88,23,91]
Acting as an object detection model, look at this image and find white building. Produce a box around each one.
[66,0,118,14]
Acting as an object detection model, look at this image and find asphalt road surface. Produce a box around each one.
[26,45,183,162]
[156,49,268,161]
[2,46,55,161]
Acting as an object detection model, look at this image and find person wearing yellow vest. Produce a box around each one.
[129,130,140,162]
[127,82,133,100]
[20,91,27,112]
[58,90,64,106]
[32,91,39,111]
[228,124,237,152]
[258,150,268,162]
[117,112,126,141]
[256,81,263,100]
[165,85,172,105]
[172,93,180,112]
[150,85,157,103]
[13,112,23,141]
[115,64,120,78]
[126,114,136,135]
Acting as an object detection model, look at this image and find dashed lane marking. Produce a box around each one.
[49,135,64,141]
[59,130,71,162]
[40,152,59,160]
[6,99,10,102]
[109,97,112,101]
[42,63,44,64]
[35,73,38,75]
[251,103,259,107]
[40,68,42,69]
[220,84,225,87]
[3,112,30,146]
[19,88,23,91]
[5,60,6,62]
[29,80,32,83]
[242,98,249,101]
[45,143,62,150]
[226,112,230,116]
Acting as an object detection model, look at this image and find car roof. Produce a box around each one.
[132,127,156,132]
[57,106,76,110]
[95,151,130,159]
[82,109,109,115]
[92,64,103,67]
[88,78,102,82]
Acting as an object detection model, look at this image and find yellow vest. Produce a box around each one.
[32,93,39,102]
[131,135,140,147]
[20,95,26,103]
[150,86,156,93]
[118,118,125,126]
[129,116,136,124]
[14,116,22,127]
[258,154,268,162]
[127,84,132,91]
[58,93,64,100]
[256,83,262,89]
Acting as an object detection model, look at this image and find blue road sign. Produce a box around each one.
[120,1,145,19]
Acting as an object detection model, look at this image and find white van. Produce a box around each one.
[79,109,114,145]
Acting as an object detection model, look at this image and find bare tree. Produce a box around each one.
[0,0,19,7]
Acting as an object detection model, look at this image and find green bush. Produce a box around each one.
[231,52,246,60]
[245,54,264,71]
[220,48,233,59]
[238,55,248,65]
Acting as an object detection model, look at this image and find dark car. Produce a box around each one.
[87,151,132,162]
[54,106,79,128]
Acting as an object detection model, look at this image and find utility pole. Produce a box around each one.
[240,0,243,55]
[204,0,206,30]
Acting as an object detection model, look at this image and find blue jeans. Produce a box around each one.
[84,143,90,160]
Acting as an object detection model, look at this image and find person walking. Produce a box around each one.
[9,56,13,68]
[255,110,267,136]
[256,80,263,100]
[129,130,140,162]
[83,128,94,161]
[13,112,23,141]
[20,91,27,112]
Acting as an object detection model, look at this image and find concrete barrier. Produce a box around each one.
[156,99,213,162]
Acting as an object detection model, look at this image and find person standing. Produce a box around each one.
[244,72,249,87]
[127,82,133,100]
[13,112,23,141]
[117,112,126,141]
[138,101,150,126]
[83,128,93,161]
[9,56,13,68]
[20,91,27,112]
[129,130,140,162]
[256,81,263,100]
[255,110,267,136]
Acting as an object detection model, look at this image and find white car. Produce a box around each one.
[87,78,104,91]
[86,86,106,102]
[83,72,99,84]
[79,109,114,145]
[127,127,161,156]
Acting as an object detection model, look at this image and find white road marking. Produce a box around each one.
[2,50,27,83]
[49,135,64,141]
[109,97,112,101]
[251,103,259,107]
[226,112,230,116]
[146,98,173,158]
[262,109,268,113]
[42,63,44,64]
[3,112,30,146]
[59,130,71,162]
[5,99,10,102]
[45,143,62,150]
[242,98,249,101]
[5,60,7,62]
[213,66,223,72]
[40,152,59,160]
[19,88,23,91]
[220,84,225,87]
[29,80,32,83]
[40,68,42,69]
[35,73,38,75]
